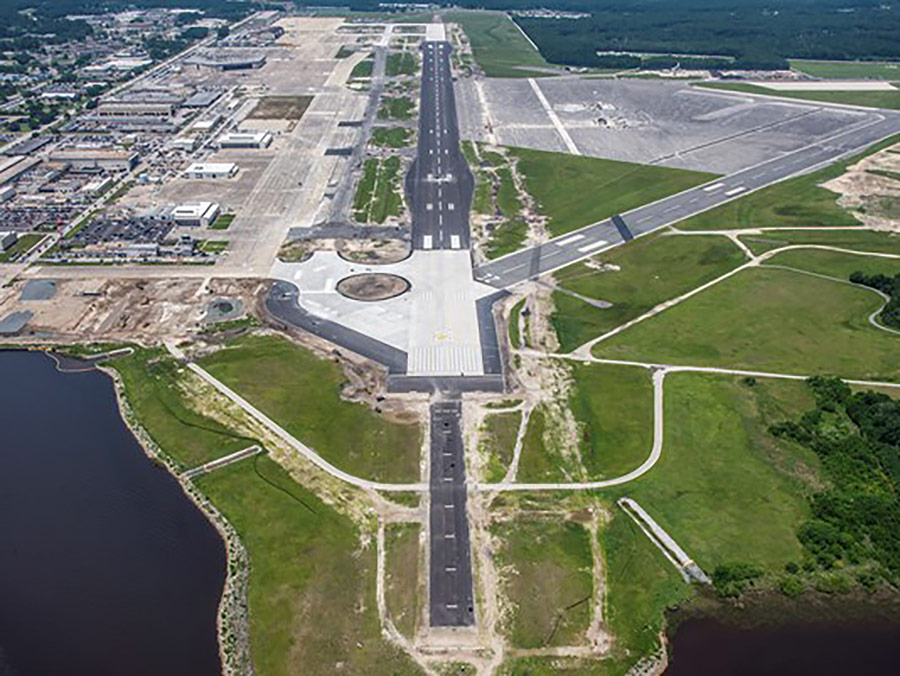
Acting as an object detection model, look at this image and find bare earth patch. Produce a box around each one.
[337,273,410,301]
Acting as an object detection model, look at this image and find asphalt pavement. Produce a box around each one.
[475,111,900,288]
[406,42,474,251]
[428,400,475,626]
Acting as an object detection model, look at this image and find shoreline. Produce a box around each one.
[100,358,255,676]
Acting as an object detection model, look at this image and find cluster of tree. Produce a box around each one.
[770,376,900,583]
[511,0,900,71]
[850,271,900,329]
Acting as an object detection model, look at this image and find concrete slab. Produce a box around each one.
[19,279,56,301]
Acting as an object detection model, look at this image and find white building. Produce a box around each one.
[81,177,113,195]
[183,162,238,179]
[217,131,273,149]
[0,231,18,251]
[0,185,14,203]
[171,136,198,151]
[48,149,139,172]
[172,201,220,227]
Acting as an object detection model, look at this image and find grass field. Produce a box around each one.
[594,267,900,380]
[493,517,593,648]
[349,58,375,79]
[508,298,526,349]
[197,458,423,676]
[386,51,417,76]
[695,81,900,110]
[602,511,691,674]
[486,219,528,259]
[516,406,572,483]
[446,11,552,78]
[353,156,404,224]
[384,523,421,639]
[675,136,900,231]
[569,363,654,480]
[739,228,900,255]
[481,411,521,482]
[0,233,42,262]
[198,335,422,482]
[790,59,900,80]
[248,95,313,120]
[371,126,413,148]
[378,96,415,120]
[551,232,747,352]
[763,248,900,280]
[112,349,252,469]
[510,147,715,237]
[200,240,228,254]
[614,373,819,572]
[209,213,235,230]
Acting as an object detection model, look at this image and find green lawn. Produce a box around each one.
[508,298,526,349]
[209,213,235,230]
[371,126,413,148]
[353,156,404,223]
[615,372,819,572]
[481,411,521,482]
[378,96,415,120]
[763,248,900,280]
[486,219,528,259]
[551,232,747,352]
[790,59,900,80]
[601,511,691,675]
[594,267,900,380]
[198,335,422,482]
[517,406,574,482]
[446,11,553,78]
[112,349,252,469]
[0,233,42,262]
[695,81,900,110]
[386,51,417,76]
[739,228,900,255]
[350,57,375,79]
[197,458,424,676]
[510,147,715,237]
[493,517,593,648]
[569,363,654,480]
[384,523,421,639]
[200,239,228,254]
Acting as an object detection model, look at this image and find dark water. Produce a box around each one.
[665,616,900,676]
[0,351,225,676]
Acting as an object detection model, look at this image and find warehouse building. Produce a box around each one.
[172,136,198,151]
[183,162,238,179]
[48,149,139,172]
[0,231,18,251]
[217,131,273,149]
[95,101,175,118]
[188,51,266,71]
[172,201,220,227]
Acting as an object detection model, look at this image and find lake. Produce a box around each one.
[0,350,225,676]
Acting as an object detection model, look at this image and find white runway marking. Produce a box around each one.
[450,234,461,249]
[703,182,725,192]
[555,233,585,246]
[577,240,608,253]
[423,235,433,249]
[724,186,746,196]
[528,78,581,156]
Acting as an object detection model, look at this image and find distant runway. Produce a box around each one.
[475,111,900,288]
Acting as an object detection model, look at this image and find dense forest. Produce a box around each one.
[512,1,900,70]
[771,377,900,588]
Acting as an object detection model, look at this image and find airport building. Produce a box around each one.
[95,101,175,118]
[0,231,18,251]
[48,149,139,172]
[217,131,273,149]
[172,136,198,151]
[188,50,266,71]
[172,201,220,227]
[183,162,238,179]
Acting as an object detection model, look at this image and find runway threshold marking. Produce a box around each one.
[423,235,433,249]
[555,233,584,246]
[577,239,608,253]
[450,234,461,249]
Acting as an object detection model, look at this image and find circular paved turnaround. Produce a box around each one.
[336,273,410,302]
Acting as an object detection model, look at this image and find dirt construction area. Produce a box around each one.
[0,277,265,345]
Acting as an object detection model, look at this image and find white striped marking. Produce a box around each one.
[555,233,585,246]
[423,235,433,249]
[450,234,461,249]
[724,186,746,196]
[577,239,608,253]
[703,182,725,192]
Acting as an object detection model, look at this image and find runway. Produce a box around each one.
[428,400,475,626]
[406,41,474,251]
[475,111,900,288]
